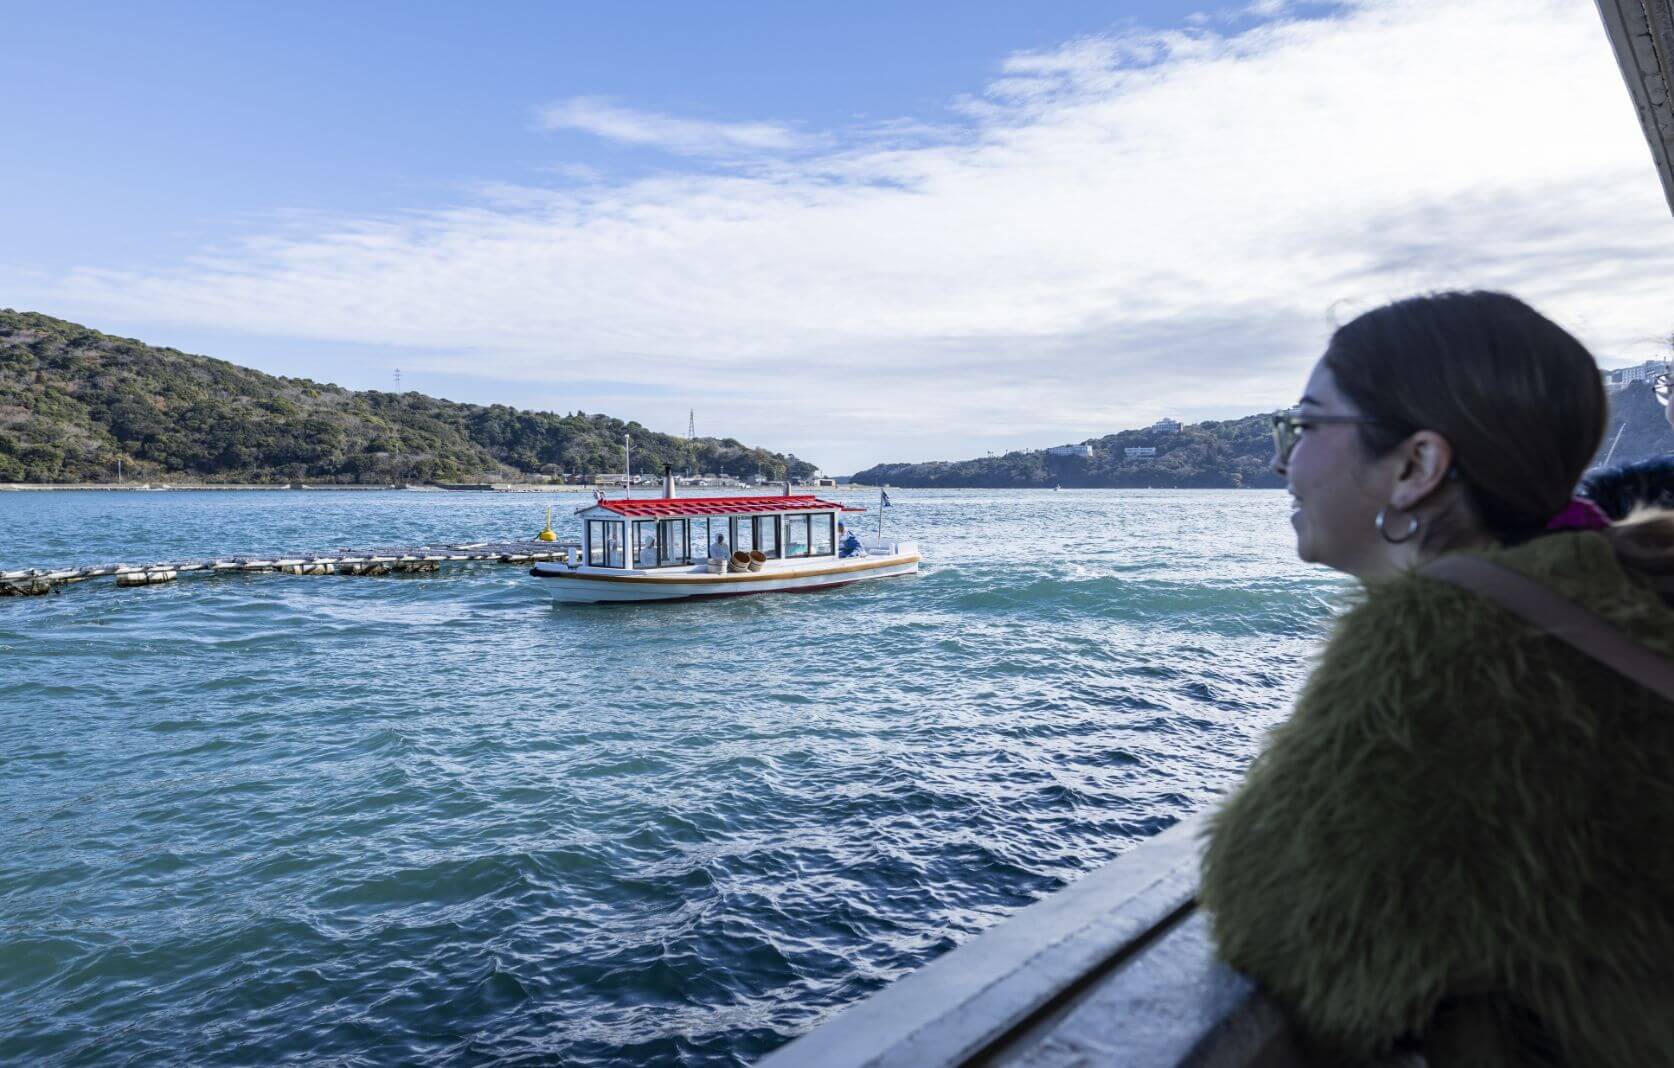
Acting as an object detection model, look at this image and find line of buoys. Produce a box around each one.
[0,577,59,597]
[1,539,577,597]
[115,569,178,587]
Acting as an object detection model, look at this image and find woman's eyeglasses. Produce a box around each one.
[1270,409,1383,466]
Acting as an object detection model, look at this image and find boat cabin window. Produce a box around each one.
[782,512,836,558]
[784,514,810,557]
[756,515,779,558]
[658,519,688,567]
[587,519,625,568]
[694,517,732,558]
[811,513,835,556]
[730,517,754,553]
[632,520,663,568]
[607,517,694,568]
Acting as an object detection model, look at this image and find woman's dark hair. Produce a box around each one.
[1322,291,1607,545]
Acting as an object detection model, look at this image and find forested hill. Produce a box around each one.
[855,411,1284,489]
[855,383,1674,489]
[0,310,817,484]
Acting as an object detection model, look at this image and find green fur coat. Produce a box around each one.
[1200,532,1674,1067]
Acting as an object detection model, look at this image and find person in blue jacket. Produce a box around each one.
[1583,364,1674,518]
[838,523,862,558]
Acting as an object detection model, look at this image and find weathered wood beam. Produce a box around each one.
[1597,0,1674,215]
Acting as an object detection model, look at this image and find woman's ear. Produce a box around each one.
[1388,430,1455,512]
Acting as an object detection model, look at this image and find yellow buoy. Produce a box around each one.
[536,505,557,542]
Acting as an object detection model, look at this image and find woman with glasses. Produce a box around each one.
[1200,291,1674,1066]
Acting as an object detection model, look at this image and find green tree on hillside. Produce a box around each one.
[0,309,819,485]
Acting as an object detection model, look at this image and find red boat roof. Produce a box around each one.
[591,494,847,518]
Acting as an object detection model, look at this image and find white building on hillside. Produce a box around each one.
[1152,418,1182,434]
[1602,359,1668,392]
[1046,444,1095,458]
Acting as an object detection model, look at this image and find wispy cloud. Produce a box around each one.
[37,0,1674,472]
[535,95,812,156]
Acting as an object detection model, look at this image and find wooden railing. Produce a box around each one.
[758,814,1303,1068]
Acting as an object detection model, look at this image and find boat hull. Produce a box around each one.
[530,550,920,604]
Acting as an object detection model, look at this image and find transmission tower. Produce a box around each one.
[688,410,696,439]
[394,368,402,392]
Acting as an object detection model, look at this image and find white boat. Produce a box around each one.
[530,482,919,604]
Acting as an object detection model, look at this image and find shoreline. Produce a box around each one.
[0,484,561,493]
[0,482,862,494]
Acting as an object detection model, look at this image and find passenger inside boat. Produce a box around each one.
[708,532,729,560]
[585,520,625,569]
[839,524,862,558]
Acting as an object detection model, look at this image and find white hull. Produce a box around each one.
[531,544,920,604]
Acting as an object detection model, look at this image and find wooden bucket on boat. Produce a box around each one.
[747,550,766,572]
[731,550,753,572]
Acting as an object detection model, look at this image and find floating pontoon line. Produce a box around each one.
[0,539,581,597]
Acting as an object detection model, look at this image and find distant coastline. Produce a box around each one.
[853,410,1284,490]
[1,482,397,492]
[0,481,855,494]
[854,382,1674,490]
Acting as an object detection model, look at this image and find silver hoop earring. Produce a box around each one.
[1376,506,1420,544]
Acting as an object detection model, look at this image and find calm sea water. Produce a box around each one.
[0,489,1340,1066]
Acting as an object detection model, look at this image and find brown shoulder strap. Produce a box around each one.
[1423,554,1674,703]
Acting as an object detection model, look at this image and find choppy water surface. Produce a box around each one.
[0,489,1340,1065]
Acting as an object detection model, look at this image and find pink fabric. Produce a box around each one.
[1547,497,1611,532]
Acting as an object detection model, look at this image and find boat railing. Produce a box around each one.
[758,812,1316,1068]
[858,538,910,556]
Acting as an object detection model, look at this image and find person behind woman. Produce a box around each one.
[1582,361,1674,518]
[1200,291,1674,1067]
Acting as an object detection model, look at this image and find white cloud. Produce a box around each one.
[38,0,1674,473]
[535,96,812,156]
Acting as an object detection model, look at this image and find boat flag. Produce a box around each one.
[880,490,892,508]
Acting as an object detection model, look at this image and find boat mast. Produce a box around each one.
[623,433,631,497]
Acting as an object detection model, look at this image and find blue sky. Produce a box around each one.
[5,0,1672,473]
[8,0,1228,272]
